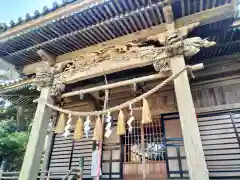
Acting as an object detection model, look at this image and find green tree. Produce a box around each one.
[0,59,31,171]
[0,120,29,171]
[4,105,17,120]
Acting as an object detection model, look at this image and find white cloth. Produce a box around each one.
[91,149,102,176]
[84,116,91,138]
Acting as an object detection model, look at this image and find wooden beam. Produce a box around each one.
[16,106,25,131]
[19,87,53,180]
[196,103,240,114]
[56,3,234,63]
[37,49,56,66]
[175,3,235,26]
[22,3,235,75]
[0,0,103,40]
[162,3,209,179]
[61,51,167,84]
[232,0,238,18]
[40,132,54,180]
[171,56,209,180]
[85,94,103,111]
[231,19,240,28]
[61,63,203,98]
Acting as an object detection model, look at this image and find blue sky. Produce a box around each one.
[0,0,62,24]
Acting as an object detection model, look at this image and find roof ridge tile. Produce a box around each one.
[0,0,79,33]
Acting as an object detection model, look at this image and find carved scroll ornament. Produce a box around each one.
[52,35,216,84]
[35,66,53,91]
[35,64,65,96]
[50,82,65,97]
[54,45,168,83]
[153,58,171,72]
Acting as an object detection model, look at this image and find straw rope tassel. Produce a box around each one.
[142,98,152,124]
[55,113,66,134]
[45,66,189,117]
[93,116,103,141]
[74,117,84,140]
[117,110,126,135]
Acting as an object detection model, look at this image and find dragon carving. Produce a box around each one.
[154,35,216,72]
[183,37,216,57]
[38,32,216,92]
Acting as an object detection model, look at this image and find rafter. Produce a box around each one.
[0,0,103,40]
[22,3,236,75]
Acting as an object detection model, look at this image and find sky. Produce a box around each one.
[0,0,62,25]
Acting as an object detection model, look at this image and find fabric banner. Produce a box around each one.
[91,141,102,177]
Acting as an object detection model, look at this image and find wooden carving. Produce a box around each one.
[50,21,215,85]
[54,45,168,83]
[50,82,65,97]
[153,58,171,72]
[37,49,56,66]
[35,65,53,91]
[35,63,65,96]
[152,23,215,72]
[183,37,216,57]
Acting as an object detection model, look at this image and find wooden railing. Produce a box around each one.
[0,169,82,180]
[0,156,84,180]
[0,171,19,179]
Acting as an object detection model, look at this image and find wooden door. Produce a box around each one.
[102,126,122,179]
[161,113,188,179]
[122,116,167,180]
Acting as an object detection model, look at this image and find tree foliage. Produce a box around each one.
[4,105,17,120]
[0,119,29,171]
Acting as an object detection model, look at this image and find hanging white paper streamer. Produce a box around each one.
[63,114,72,137]
[127,116,135,133]
[104,112,112,138]
[84,116,91,138]
[79,91,84,100]
[127,103,135,133]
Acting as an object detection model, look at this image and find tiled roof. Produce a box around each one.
[0,78,36,94]
[0,0,80,33]
[0,77,38,109]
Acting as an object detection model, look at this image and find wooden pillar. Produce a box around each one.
[170,55,209,180]
[16,106,25,131]
[40,131,54,179]
[19,87,53,180]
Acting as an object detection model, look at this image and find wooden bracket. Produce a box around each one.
[37,49,56,66]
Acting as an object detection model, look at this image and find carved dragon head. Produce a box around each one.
[183,37,216,57]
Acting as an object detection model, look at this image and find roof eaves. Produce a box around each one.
[0,0,80,33]
[0,78,36,94]
[0,0,102,40]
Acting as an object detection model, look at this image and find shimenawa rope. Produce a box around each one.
[43,66,190,116]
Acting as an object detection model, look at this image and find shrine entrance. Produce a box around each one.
[122,116,167,179]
